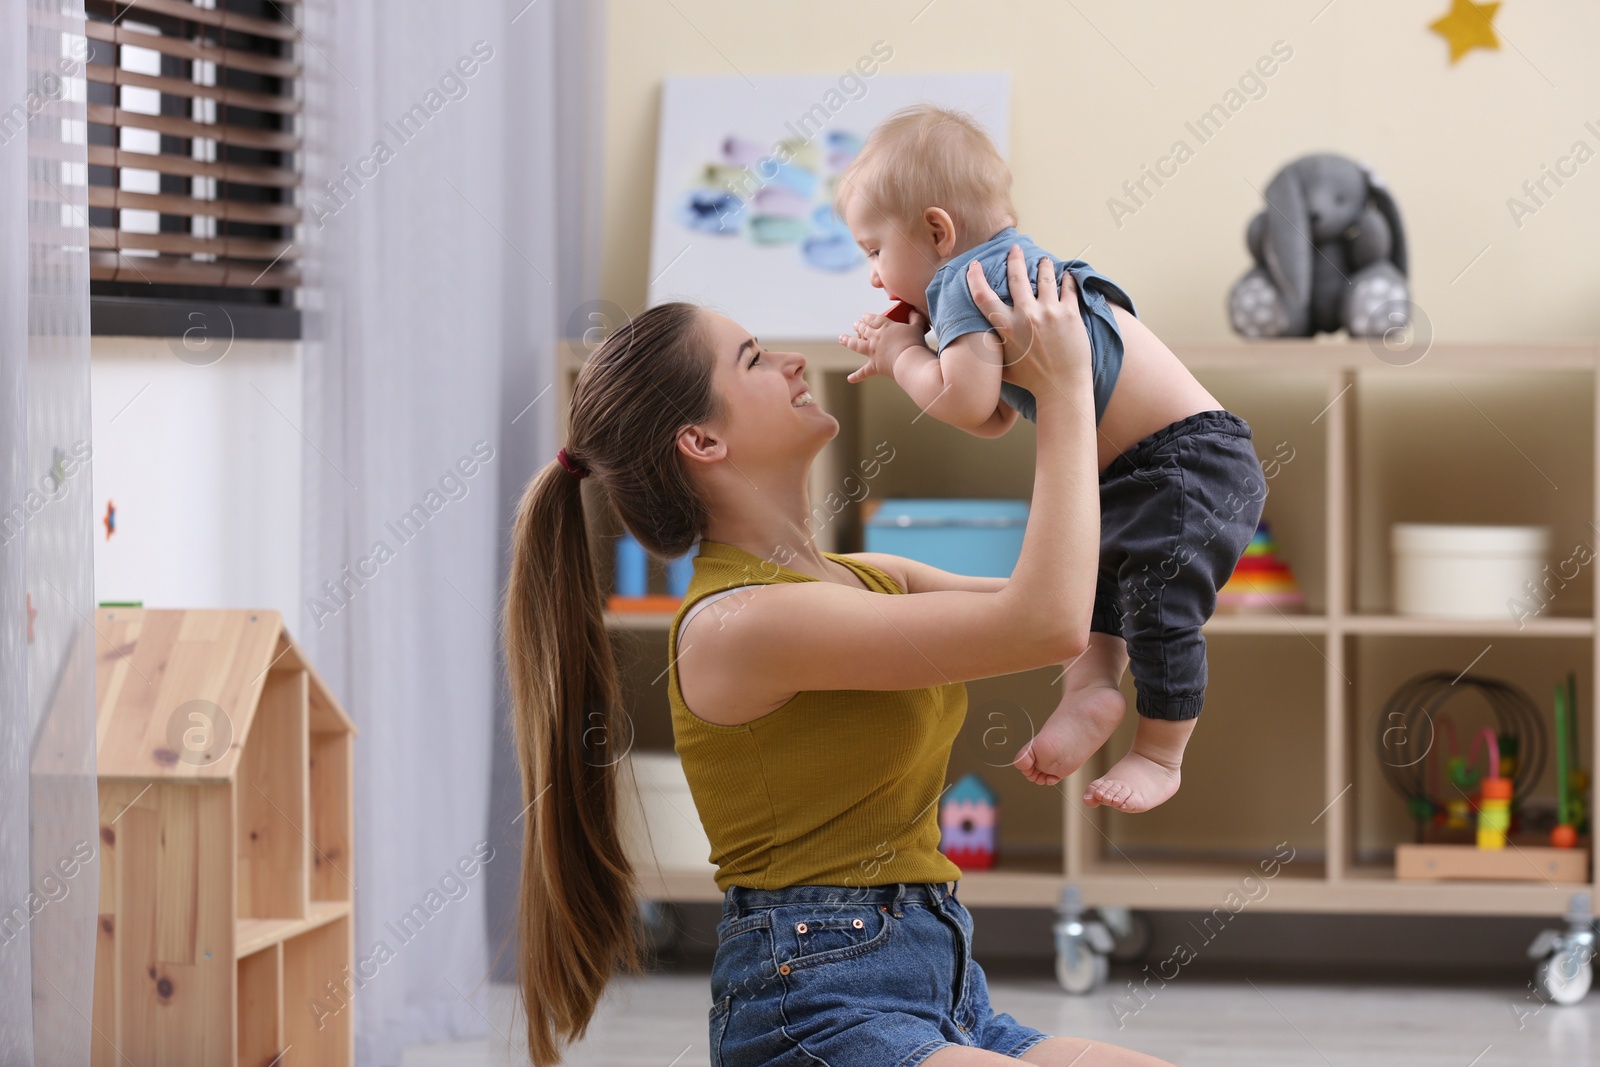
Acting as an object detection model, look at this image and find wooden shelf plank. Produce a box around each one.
[634,868,720,903]
[605,610,680,631]
[235,899,350,959]
[1078,858,1591,915]
[1205,613,1327,635]
[610,610,1332,635]
[1341,614,1595,637]
[236,941,281,1066]
[1174,342,1600,372]
[948,869,1063,906]
[564,339,1600,375]
[1325,366,1353,883]
[639,857,1594,915]
[635,866,1066,907]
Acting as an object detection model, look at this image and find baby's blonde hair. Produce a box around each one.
[835,104,1016,242]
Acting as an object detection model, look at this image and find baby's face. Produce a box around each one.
[842,195,941,316]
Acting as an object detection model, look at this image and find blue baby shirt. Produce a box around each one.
[923,227,1136,424]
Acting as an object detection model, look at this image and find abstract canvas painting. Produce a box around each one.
[648,70,1011,339]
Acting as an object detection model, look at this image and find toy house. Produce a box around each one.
[939,773,997,870]
[91,609,356,1067]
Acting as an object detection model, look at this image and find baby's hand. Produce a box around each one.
[840,307,928,384]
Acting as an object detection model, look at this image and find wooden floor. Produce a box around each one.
[402,969,1598,1066]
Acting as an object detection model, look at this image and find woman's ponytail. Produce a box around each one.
[502,302,715,1063]
[503,458,639,1066]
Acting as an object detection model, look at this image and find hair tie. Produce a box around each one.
[556,447,589,480]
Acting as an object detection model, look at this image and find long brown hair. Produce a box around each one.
[502,302,718,1065]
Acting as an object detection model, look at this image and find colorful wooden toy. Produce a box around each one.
[615,532,648,597]
[666,542,700,598]
[1477,776,1512,850]
[1551,671,1588,847]
[1378,672,1547,846]
[1215,519,1306,614]
[939,773,997,870]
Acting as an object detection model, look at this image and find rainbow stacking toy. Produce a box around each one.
[1215,519,1306,614]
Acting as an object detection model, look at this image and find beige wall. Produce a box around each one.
[601,0,1600,342]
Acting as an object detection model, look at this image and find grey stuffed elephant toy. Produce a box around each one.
[1228,153,1408,338]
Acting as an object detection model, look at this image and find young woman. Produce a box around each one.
[504,249,1174,1066]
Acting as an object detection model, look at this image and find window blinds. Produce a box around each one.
[85,0,298,302]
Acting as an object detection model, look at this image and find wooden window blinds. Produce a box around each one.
[85,0,299,310]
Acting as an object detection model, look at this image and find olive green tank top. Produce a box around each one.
[667,539,967,891]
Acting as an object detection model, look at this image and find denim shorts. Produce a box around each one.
[708,881,1049,1066]
[1090,409,1266,721]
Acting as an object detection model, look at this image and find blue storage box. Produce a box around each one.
[864,499,1030,578]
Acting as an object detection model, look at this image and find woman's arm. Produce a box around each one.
[680,249,1099,720]
[846,552,1008,595]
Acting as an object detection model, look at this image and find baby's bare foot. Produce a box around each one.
[1085,750,1182,813]
[1014,685,1125,787]
[1086,716,1196,812]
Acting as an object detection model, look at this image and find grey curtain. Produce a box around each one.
[0,1,98,1064]
[484,0,607,987]
[300,0,591,1061]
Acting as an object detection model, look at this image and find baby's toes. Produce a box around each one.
[1091,779,1129,805]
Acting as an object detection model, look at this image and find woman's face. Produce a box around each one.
[698,310,838,469]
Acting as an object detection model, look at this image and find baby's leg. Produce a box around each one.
[1013,632,1129,787]
[1083,605,1205,811]
[1086,413,1266,813]
[1084,717,1193,812]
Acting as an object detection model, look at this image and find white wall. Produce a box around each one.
[89,337,303,636]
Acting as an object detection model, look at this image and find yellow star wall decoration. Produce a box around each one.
[1430,0,1502,64]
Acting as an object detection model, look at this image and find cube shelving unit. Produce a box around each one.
[92,608,355,1067]
[561,337,1599,932]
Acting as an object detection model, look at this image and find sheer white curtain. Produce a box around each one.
[483,0,605,988]
[299,0,565,1061]
[0,1,97,1064]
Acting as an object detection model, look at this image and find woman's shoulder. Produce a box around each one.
[838,553,1010,596]
[691,539,906,595]
[833,551,909,595]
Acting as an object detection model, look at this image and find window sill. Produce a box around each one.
[90,296,301,341]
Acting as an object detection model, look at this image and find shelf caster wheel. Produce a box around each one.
[1056,939,1109,995]
[1534,949,1592,1006]
[1053,885,1113,996]
[637,900,682,958]
[1526,891,1596,1007]
[1097,906,1152,964]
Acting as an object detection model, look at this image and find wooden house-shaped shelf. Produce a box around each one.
[92,609,356,1067]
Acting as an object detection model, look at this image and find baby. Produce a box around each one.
[836,105,1266,813]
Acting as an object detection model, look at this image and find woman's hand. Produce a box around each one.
[965,246,1090,398]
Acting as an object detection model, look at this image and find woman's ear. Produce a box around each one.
[923,207,958,258]
[676,423,726,467]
